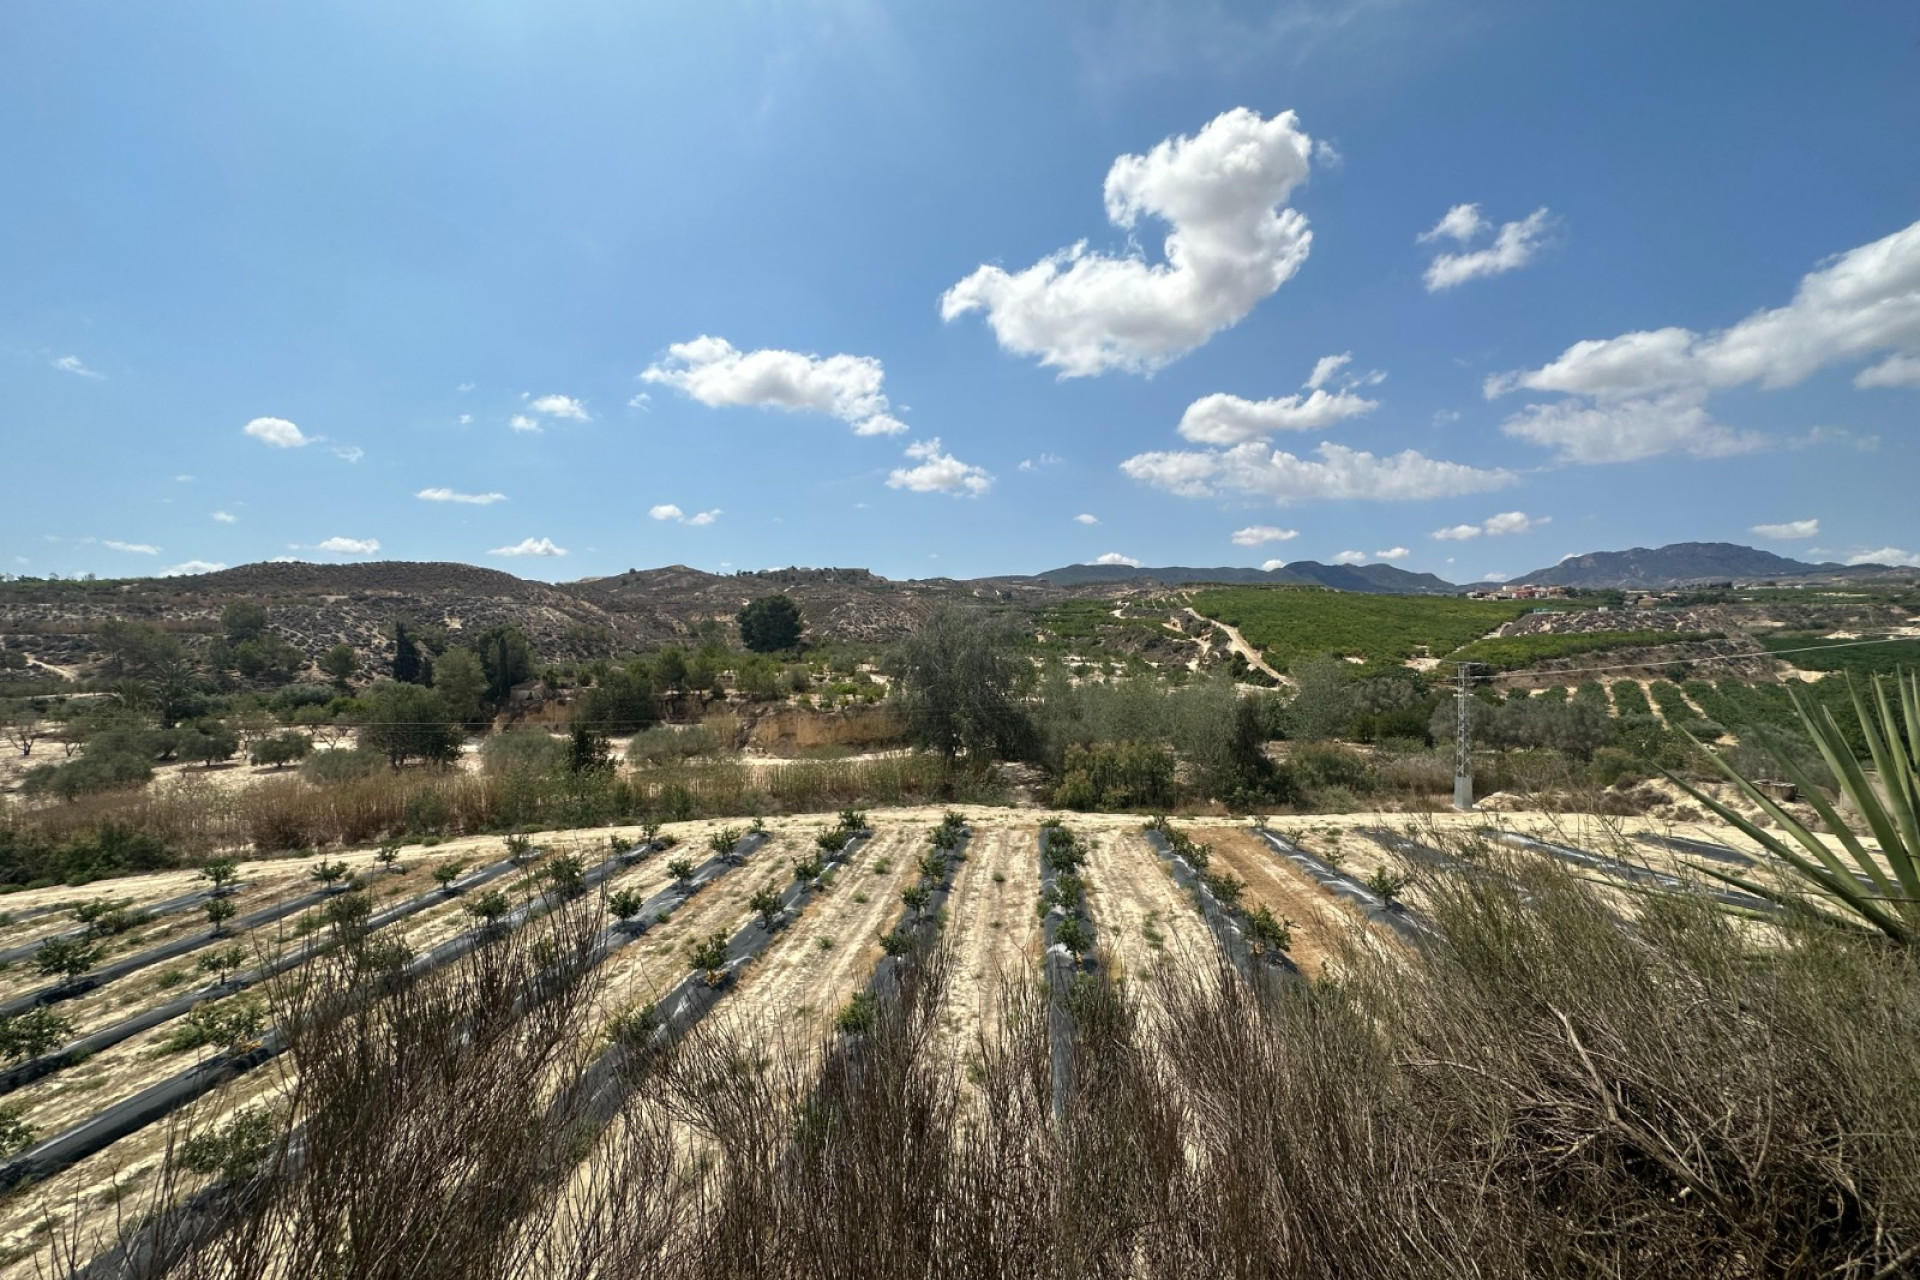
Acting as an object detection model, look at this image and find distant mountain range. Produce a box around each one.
[1039,542,1911,594]
[1501,542,1891,590]
[1032,561,1456,594]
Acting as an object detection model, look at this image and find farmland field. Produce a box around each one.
[0,803,1909,1278]
[1190,587,1536,671]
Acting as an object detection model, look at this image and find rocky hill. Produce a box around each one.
[562,565,1048,646]
[0,561,1067,677]
[1504,542,1902,590]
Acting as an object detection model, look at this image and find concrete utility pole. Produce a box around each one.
[1453,661,1477,811]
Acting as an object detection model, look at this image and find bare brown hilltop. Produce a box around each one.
[0,559,1083,676]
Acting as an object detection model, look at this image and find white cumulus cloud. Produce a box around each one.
[1075,513,1100,525]
[1094,552,1143,567]
[417,488,507,506]
[1432,524,1481,541]
[887,439,993,497]
[102,540,158,554]
[1499,391,1761,464]
[490,537,568,558]
[1260,558,1290,571]
[941,107,1317,377]
[509,415,540,433]
[1423,207,1552,291]
[1494,219,1920,399]
[1487,218,1920,463]
[244,417,310,448]
[1375,546,1411,562]
[528,394,589,421]
[1231,525,1298,546]
[211,511,237,524]
[1177,383,1378,444]
[1482,510,1544,536]
[1121,440,1514,504]
[1750,518,1819,540]
[1330,550,1367,565]
[315,537,379,555]
[641,335,906,436]
[161,560,225,576]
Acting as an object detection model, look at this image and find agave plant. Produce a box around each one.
[1671,672,1919,945]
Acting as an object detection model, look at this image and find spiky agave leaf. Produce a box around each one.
[1664,671,1919,946]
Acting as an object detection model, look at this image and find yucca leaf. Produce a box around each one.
[1666,762,1908,941]
[1794,685,1911,905]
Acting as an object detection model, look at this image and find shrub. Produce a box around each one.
[299,747,384,784]
[178,1105,277,1182]
[1053,740,1176,811]
[249,731,313,769]
[0,1104,34,1158]
[164,998,266,1055]
[34,936,101,984]
[1365,866,1408,906]
[464,889,512,923]
[687,930,730,984]
[481,729,569,777]
[835,990,878,1036]
[749,885,785,929]
[0,1007,73,1063]
[1244,904,1294,956]
[542,854,586,897]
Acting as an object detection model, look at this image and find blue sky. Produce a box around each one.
[4,0,1916,585]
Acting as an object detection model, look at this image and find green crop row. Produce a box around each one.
[1446,629,1720,674]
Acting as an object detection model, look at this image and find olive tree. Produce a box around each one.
[888,606,1033,762]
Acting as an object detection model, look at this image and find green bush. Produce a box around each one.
[299,747,385,784]
[481,728,569,776]
[0,822,178,888]
[1053,740,1175,811]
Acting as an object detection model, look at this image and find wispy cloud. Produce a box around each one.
[1421,205,1553,291]
[101,540,159,554]
[649,504,722,526]
[52,354,104,379]
[1750,518,1819,540]
[1231,525,1298,546]
[417,488,508,506]
[489,537,568,557]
